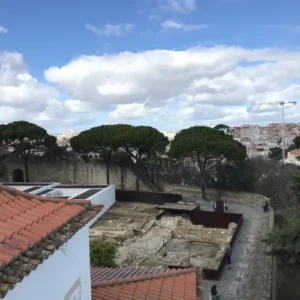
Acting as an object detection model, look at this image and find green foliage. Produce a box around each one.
[287,136,300,152]
[90,239,117,267]
[119,125,169,160]
[0,121,49,155]
[43,135,68,160]
[0,121,51,181]
[291,171,300,204]
[293,136,300,148]
[70,125,134,184]
[264,206,300,264]
[170,126,246,162]
[214,124,230,130]
[170,126,246,199]
[268,146,283,160]
[71,124,169,187]
[264,168,300,264]
[70,124,134,157]
[214,159,256,192]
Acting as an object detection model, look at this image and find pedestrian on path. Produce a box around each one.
[211,285,220,300]
[262,200,269,213]
[226,246,232,264]
[262,200,266,212]
[265,200,269,212]
[213,202,216,212]
[224,202,228,212]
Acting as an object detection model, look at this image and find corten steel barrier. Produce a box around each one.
[190,210,242,229]
[201,214,243,280]
[115,189,182,205]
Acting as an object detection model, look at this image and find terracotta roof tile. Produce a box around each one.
[91,268,198,300]
[91,266,171,282]
[0,184,102,299]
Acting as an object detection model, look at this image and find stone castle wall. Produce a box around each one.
[2,159,272,207]
[1,160,150,191]
[164,183,271,208]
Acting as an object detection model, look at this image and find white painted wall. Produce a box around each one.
[86,185,116,226]
[5,225,92,300]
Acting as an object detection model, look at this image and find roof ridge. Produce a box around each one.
[0,185,91,206]
[91,268,196,288]
[0,185,103,298]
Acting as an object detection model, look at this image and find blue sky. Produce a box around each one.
[1,0,300,134]
[1,0,300,77]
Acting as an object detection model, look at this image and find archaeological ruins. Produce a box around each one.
[90,202,237,272]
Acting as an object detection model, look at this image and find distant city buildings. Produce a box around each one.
[162,131,177,141]
[56,129,79,148]
[233,123,300,143]
[232,123,300,158]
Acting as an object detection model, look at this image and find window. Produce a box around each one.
[65,278,82,300]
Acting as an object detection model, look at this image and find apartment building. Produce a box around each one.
[233,123,300,143]
[285,149,300,166]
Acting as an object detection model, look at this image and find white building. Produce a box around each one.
[282,137,294,147]
[0,182,115,300]
[162,131,176,141]
[284,149,300,166]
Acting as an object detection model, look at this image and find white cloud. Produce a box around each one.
[161,20,207,31]
[44,45,300,129]
[109,103,148,120]
[0,25,8,34]
[0,51,98,132]
[159,0,197,13]
[4,45,300,133]
[85,23,134,37]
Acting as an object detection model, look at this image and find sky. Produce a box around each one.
[1,0,300,134]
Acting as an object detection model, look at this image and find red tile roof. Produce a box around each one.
[91,266,171,282]
[290,149,300,155]
[91,268,198,300]
[0,184,102,298]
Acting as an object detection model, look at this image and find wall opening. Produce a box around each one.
[13,168,24,182]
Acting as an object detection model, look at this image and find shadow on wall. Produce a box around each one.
[12,168,24,182]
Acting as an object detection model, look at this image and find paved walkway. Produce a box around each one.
[199,201,272,300]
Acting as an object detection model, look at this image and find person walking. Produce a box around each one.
[213,202,216,212]
[211,284,220,300]
[262,200,266,212]
[226,246,232,264]
[224,202,228,212]
[265,200,269,213]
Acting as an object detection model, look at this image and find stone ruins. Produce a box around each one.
[90,202,237,270]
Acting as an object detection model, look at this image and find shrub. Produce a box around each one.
[264,206,300,264]
[90,238,117,267]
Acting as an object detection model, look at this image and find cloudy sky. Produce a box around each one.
[1,0,300,134]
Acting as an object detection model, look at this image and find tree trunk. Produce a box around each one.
[104,151,112,185]
[23,160,30,182]
[201,185,207,200]
[105,163,110,185]
[135,157,141,191]
[120,166,125,189]
[197,156,208,201]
